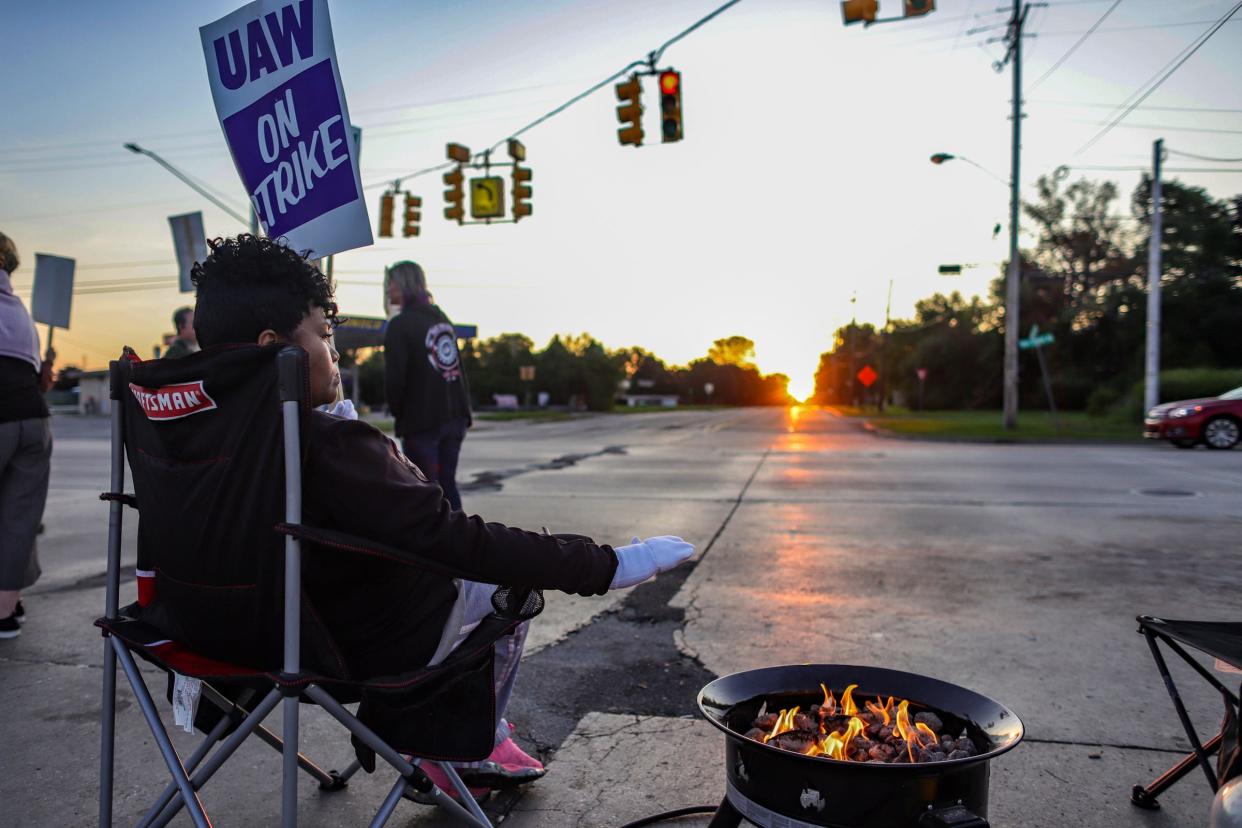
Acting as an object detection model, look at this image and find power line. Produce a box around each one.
[1075,120,1242,135]
[1068,164,1242,173]
[1031,100,1242,114]
[368,0,746,191]
[1167,148,1242,163]
[1077,0,1242,155]
[1031,0,1123,89]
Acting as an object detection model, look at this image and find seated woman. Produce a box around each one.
[179,234,693,800]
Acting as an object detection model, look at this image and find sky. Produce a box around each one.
[2,0,1241,401]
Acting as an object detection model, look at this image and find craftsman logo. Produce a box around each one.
[129,381,218,421]
[425,321,462,381]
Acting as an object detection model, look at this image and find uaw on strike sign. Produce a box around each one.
[201,0,371,258]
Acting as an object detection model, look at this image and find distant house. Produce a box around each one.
[622,394,679,408]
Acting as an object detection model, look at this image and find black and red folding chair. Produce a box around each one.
[1131,616,1242,812]
[97,345,543,827]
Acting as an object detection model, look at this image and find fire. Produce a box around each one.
[756,687,958,764]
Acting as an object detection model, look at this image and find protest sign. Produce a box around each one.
[169,211,208,293]
[200,0,371,258]
[32,254,75,330]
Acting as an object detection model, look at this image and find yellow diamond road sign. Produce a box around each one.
[470,176,505,219]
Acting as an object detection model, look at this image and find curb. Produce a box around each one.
[859,419,1152,447]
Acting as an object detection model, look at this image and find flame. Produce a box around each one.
[758,687,949,764]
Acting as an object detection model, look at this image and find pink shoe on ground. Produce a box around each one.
[456,736,546,789]
[405,760,490,804]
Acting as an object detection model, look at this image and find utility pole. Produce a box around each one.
[848,291,858,408]
[997,3,1035,431]
[1143,138,1164,413]
[879,279,893,412]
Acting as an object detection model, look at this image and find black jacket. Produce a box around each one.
[384,304,472,437]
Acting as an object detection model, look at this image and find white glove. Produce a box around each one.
[609,536,695,589]
[323,399,358,420]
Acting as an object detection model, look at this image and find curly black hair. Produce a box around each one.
[190,234,337,347]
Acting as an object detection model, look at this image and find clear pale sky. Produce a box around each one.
[3,0,1240,400]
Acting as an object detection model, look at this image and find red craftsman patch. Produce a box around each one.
[129,381,218,421]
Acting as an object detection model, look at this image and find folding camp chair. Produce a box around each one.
[97,346,543,827]
[1130,615,1242,811]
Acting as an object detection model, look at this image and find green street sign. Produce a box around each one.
[1019,324,1055,350]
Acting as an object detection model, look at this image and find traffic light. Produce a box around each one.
[841,0,878,25]
[443,168,464,223]
[377,192,394,237]
[904,0,934,17]
[402,193,421,237]
[658,70,683,143]
[512,165,532,221]
[615,75,643,147]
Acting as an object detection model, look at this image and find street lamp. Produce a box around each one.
[931,149,1019,430]
[123,143,254,231]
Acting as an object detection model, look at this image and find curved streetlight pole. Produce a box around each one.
[929,153,1009,188]
[123,143,255,231]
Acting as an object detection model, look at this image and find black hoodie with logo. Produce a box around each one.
[384,303,472,437]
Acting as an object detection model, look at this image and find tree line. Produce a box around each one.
[354,333,791,411]
[812,173,1242,415]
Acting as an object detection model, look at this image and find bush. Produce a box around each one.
[1086,385,1123,418]
[1123,367,1242,420]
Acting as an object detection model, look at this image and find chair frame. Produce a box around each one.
[98,351,496,827]
[1131,615,1240,811]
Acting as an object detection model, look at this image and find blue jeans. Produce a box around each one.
[402,417,468,510]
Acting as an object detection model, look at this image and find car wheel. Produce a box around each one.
[1171,438,1197,449]
[1203,417,1240,450]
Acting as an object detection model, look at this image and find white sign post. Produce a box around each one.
[169,212,208,293]
[32,253,75,354]
[200,0,371,258]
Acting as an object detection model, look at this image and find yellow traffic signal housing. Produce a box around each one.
[512,165,532,221]
[615,75,643,147]
[446,143,471,163]
[402,193,422,237]
[841,0,878,25]
[443,168,465,223]
[658,70,683,143]
[904,0,934,17]
[377,192,394,237]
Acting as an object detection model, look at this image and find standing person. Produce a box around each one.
[162,306,199,359]
[383,261,472,510]
[0,231,55,638]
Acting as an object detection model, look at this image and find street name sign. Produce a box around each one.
[200,0,371,258]
[1019,324,1054,350]
[470,177,505,219]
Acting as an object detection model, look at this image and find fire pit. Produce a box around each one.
[698,665,1023,828]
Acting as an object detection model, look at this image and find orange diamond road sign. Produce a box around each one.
[857,365,878,388]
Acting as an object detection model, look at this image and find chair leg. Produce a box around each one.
[1144,630,1220,794]
[113,640,212,828]
[283,695,300,828]
[1132,731,1225,810]
[146,687,283,828]
[367,776,409,828]
[138,708,238,828]
[251,717,339,788]
[99,638,118,828]
[435,761,494,826]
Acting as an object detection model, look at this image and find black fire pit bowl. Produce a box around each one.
[698,664,1023,828]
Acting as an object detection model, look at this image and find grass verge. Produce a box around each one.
[831,407,1142,442]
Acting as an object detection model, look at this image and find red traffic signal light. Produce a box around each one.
[841,0,878,25]
[377,192,394,237]
[615,75,643,147]
[658,70,683,144]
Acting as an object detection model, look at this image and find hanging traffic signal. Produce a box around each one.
[512,165,532,221]
[443,168,465,223]
[658,70,683,143]
[841,0,878,25]
[615,75,643,147]
[904,0,934,17]
[377,192,394,237]
[402,193,422,237]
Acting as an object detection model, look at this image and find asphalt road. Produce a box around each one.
[2,407,1239,826]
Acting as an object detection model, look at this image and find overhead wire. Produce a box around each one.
[1076,0,1242,155]
[367,0,746,191]
[1031,0,1124,89]
[1167,148,1242,163]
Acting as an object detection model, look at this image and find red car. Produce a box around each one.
[1145,386,1242,449]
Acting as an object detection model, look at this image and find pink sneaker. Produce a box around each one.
[405,761,490,804]
[456,737,546,789]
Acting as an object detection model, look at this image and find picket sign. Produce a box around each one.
[200,0,372,259]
